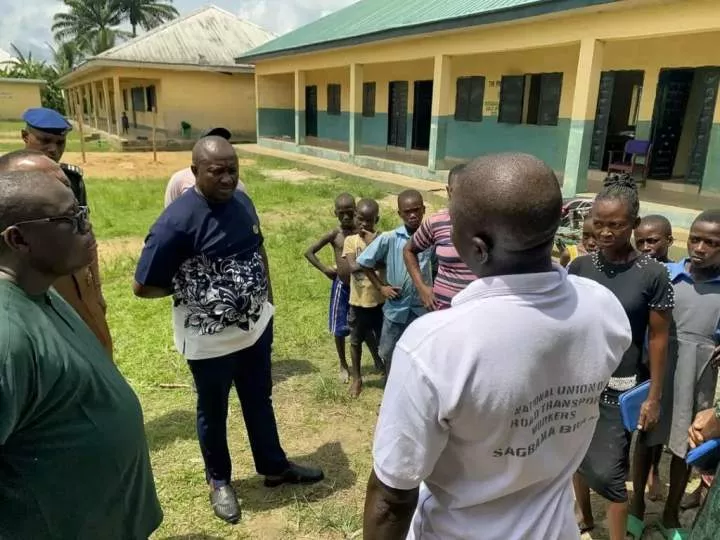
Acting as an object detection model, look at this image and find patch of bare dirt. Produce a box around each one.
[260,168,324,183]
[97,237,144,264]
[61,152,256,180]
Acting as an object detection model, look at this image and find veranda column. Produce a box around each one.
[294,70,306,146]
[562,38,604,197]
[102,78,111,133]
[90,81,100,128]
[113,76,122,136]
[428,54,452,172]
[349,63,363,157]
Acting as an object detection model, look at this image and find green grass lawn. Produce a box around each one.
[90,164,405,539]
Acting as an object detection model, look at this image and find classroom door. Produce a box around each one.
[589,72,616,170]
[305,85,318,137]
[412,80,433,151]
[649,69,694,179]
[387,81,408,148]
[687,68,720,184]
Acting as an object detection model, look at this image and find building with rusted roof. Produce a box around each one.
[58,5,274,144]
[238,0,720,199]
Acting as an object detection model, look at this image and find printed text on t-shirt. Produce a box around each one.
[493,380,606,458]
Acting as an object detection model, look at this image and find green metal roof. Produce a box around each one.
[236,0,614,62]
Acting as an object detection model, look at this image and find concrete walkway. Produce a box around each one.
[238,143,698,258]
[236,144,450,198]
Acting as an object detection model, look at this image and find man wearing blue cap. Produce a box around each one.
[14,108,113,357]
[21,107,87,206]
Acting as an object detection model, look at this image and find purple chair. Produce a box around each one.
[607,139,652,184]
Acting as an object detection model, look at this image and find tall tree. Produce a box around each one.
[47,41,84,75]
[52,0,131,55]
[121,0,179,37]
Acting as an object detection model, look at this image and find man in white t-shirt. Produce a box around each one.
[163,127,245,208]
[363,153,632,540]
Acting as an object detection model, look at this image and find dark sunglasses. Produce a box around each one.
[12,206,91,235]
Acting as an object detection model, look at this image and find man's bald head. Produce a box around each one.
[0,170,66,230]
[0,149,50,171]
[450,153,561,276]
[191,136,240,203]
[192,135,236,165]
[0,170,93,276]
[0,149,70,188]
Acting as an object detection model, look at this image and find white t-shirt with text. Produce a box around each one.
[373,265,632,539]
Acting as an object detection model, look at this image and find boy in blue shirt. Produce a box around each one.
[358,190,433,376]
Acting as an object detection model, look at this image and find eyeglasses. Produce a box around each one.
[12,206,91,235]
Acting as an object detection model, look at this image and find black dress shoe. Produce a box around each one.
[210,484,241,524]
[264,462,325,487]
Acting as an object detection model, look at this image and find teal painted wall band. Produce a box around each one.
[361,114,388,146]
[318,111,350,141]
[443,116,571,171]
[562,119,594,197]
[258,108,294,137]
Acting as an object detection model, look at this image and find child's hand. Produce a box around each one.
[381,286,401,300]
[360,228,378,243]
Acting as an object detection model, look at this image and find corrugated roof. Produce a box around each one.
[95,5,275,67]
[237,0,612,61]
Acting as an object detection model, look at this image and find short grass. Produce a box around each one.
[0,139,113,154]
[91,163,403,539]
[0,120,24,132]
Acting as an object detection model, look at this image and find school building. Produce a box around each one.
[57,5,274,146]
[237,0,720,200]
[0,78,45,120]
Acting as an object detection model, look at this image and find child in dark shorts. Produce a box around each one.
[342,198,385,398]
[305,193,357,382]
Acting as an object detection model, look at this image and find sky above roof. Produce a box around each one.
[0,0,357,62]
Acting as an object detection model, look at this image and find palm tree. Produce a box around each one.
[47,41,84,75]
[120,0,179,37]
[1,44,48,80]
[52,0,131,56]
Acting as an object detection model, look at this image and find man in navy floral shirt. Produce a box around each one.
[134,137,323,524]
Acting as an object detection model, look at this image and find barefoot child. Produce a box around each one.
[358,190,432,376]
[342,198,385,397]
[305,193,357,382]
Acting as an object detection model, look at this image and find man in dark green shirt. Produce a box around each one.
[0,169,162,539]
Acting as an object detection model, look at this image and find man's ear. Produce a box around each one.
[21,129,29,144]
[1,226,29,253]
[470,234,490,266]
[191,165,198,178]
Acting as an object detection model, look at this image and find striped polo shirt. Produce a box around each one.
[412,209,476,310]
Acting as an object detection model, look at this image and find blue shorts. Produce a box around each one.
[328,278,350,338]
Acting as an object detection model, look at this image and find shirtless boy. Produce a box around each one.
[305,193,357,382]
